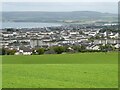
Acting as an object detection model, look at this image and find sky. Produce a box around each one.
[1,0,119,2]
[1,1,118,14]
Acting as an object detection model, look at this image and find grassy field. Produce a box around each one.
[2,52,118,88]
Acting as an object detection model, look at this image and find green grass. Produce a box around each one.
[2,52,118,88]
[2,52,118,64]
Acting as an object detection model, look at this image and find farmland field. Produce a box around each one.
[2,52,118,88]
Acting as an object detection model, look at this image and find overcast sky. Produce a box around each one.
[2,1,118,14]
[1,0,119,2]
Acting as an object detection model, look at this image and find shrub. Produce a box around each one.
[37,48,45,55]
[53,46,65,54]
[6,49,16,55]
[44,49,56,54]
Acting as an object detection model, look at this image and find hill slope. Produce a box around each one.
[2,11,117,22]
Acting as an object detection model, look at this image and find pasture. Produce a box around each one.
[2,52,118,88]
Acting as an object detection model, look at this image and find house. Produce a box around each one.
[113,44,119,49]
[69,32,79,35]
[89,32,96,36]
[109,33,119,39]
[83,31,90,35]
[86,45,100,50]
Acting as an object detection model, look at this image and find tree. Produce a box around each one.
[79,45,86,52]
[79,31,84,35]
[72,46,80,52]
[6,49,16,55]
[10,50,16,55]
[88,36,94,43]
[7,28,14,32]
[2,48,6,55]
[72,45,86,52]
[32,49,37,55]
[99,44,113,52]
[44,49,56,54]
[53,46,65,54]
[95,35,100,39]
[37,48,45,55]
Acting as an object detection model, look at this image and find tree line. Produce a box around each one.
[1,44,118,55]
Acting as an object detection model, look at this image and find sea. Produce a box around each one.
[1,22,62,29]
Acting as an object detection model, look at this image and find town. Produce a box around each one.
[0,23,119,55]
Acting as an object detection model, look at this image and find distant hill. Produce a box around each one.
[2,11,117,23]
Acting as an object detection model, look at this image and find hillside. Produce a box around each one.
[2,11,117,23]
